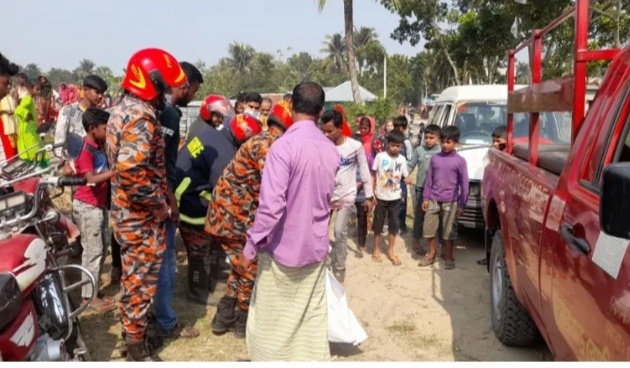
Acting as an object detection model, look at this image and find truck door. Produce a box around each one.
[543,80,630,360]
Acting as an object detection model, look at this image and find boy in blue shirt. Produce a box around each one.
[407,124,442,255]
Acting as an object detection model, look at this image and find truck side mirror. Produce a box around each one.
[600,163,630,239]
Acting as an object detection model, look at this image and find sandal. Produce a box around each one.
[389,256,402,266]
[372,254,383,263]
[444,259,456,270]
[412,244,427,256]
[418,254,437,267]
[476,258,487,266]
[155,323,200,339]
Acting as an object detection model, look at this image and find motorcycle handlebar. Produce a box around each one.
[0,176,88,228]
[58,177,88,187]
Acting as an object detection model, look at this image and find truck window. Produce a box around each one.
[588,87,630,189]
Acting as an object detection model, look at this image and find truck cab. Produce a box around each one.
[480,1,630,360]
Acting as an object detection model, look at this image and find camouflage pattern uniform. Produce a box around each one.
[107,95,167,343]
[205,128,281,311]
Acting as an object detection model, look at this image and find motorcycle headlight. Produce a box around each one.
[0,273,23,332]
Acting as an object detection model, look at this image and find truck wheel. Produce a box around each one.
[489,230,539,346]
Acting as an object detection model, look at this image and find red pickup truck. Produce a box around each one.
[481,1,630,361]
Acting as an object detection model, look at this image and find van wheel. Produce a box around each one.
[489,230,538,346]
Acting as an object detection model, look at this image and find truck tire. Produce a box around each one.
[489,230,539,346]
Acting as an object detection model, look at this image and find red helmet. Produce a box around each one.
[121,48,187,101]
[267,100,293,131]
[229,113,262,143]
[199,94,233,121]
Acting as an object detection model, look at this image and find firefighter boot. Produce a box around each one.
[187,255,220,306]
[125,338,161,362]
[210,296,237,334]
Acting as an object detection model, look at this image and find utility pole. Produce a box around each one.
[383,55,387,99]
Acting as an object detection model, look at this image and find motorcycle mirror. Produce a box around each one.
[63,133,84,160]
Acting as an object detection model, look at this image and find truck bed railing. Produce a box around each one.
[507,0,621,165]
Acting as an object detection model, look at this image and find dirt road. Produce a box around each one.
[80,220,551,361]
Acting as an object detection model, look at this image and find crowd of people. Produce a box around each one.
[0,49,503,362]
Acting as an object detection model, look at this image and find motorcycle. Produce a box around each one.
[0,143,81,253]
[0,142,95,361]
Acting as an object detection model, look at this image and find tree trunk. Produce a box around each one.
[437,34,461,85]
[343,0,362,103]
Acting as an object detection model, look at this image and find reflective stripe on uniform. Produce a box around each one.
[174,177,212,226]
[200,190,212,202]
[174,177,192,207]
[179,213,206,226]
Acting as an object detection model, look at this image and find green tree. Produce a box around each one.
[318,0,402,103]
[46,68,76,88]
[74,59,95,81]
[321,33,346,73]
[22,63,42,82]
[223,42,256,74]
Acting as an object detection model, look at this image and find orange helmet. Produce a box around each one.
[121,48,187,101]
[199,94,233,121]
[267,100,293,131]
[228,113,262,143]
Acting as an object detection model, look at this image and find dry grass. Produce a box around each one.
[78,234,251,362]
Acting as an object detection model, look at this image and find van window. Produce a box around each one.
[452,102,569,146]
[428,105,445,126]
[439,105,453,127]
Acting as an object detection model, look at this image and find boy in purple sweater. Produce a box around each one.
[419,126,469,270]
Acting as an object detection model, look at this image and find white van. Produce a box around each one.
[426,84,570,229]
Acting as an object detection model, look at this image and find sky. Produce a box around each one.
[1,0,423,72]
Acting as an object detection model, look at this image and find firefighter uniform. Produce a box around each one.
[174,120,238,304]
[107,94,167,343]
[205,128,282,310]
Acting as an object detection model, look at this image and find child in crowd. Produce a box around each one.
[393,115,413,235]
[407,124,442,255]
[72,107,115,312]
[371,129,411,266]
[477,125,507,266]
[353,117,375,256]
[491,125,507,151]
[15,81,47,166]
[419,125,469,270]
[372,117,394,158]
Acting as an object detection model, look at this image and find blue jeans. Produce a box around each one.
[155,220,177,330]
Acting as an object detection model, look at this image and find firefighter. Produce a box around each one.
[186,94,230,140]
[106,47,187,361]
[206,101,293,339]
[174,104,262,306]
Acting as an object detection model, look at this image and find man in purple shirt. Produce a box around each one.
[420,125,469,270]
[237,82,339,361]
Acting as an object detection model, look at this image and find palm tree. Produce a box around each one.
[224,42,256,74]
[74,59,96,81]
[320,33,346,73]
[354,27,378,49]
[318,0,401,103]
